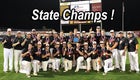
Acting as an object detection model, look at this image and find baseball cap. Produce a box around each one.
[92,41,97,44]
[7,28,12,32]
[118,31,124,34]
[53,32,57,34]
[26,32,31,35]
[100,41,104,44]
[82,31,86,33]
[110,30,114,33]
[77,31,80,34]
[63,42,66,44]
[127,31,133,34]
[96,26,101,29]
[17,31,21,34]
[32,29,36,32]
[84,42,88,45]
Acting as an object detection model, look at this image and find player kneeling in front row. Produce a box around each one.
[32,41,42,76]
[42,44,56,72]
[21,43,34,78]
[63,43,74,72]
[100,41,114,75]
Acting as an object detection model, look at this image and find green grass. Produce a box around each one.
[0,39,140,80]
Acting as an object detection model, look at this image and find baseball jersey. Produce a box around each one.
[13,37,24,50]
[53,47,61,58]
[2,35,13,49]
[22,48,34,62]
[64,47,74,60]
[127,37,138,52]
[33,47,42,61]
[118,37,128,50]
[108,36,118,48]
[91,47,99,59]
[41,49,50,61]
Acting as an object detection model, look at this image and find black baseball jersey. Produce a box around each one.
[23,38,33,49]
[74,46,84,59]
[22,48,34,62]
[91,47,99,59]
[95,32,101,44]
[88,36,97,47]
[33,47,42,61]
[81,35,88,44]
[64,48,74,60]
[53,47,61,58]
[83,47,92,59]
[101,50,112,60]
[41,49,50,61]
[128,37,138,52]
[108,36,118,48]
[118,37,128,50]
[13,37,24,50]
[2,35,13,49]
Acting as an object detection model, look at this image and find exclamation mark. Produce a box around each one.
[111,9,115,20]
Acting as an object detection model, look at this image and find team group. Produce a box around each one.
[2,26,139,78]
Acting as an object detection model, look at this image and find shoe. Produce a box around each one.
[75,70,79,72]
[63,70,68,72]
[102,72,107,75]
[33,73,38,76]
[85,70,90,73]
[111,66,114,71]
[26,75,31,78]
[52,69,57,72]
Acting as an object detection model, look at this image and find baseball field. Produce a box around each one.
[0,39,140,80]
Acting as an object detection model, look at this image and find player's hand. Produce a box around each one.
[4,40,7,43]
[24,39,27,42]
[17,41,20,44]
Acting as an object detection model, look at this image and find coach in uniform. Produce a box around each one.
[127,31,139,73]
[2,28,13,72]
[12,31,24,73]
[117,31,128,72]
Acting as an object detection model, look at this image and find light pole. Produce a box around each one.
[122,0,125,31]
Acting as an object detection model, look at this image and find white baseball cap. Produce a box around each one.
[7,28,12,32]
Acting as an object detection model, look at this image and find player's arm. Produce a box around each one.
[21,39,27,46]
[21,51,29,57]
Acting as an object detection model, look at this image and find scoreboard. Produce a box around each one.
[60,0,102,24]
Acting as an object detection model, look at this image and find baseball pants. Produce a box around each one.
[64,59,72,71]
[14,49,22,72]
[92,58,100,71]
[3,48,13,72]
[118,50,126,71]
[111,49,119,68]
[103,58,114,73]
[54,58,61,70]
[32,60,40,74]
[86,57,91,71]
[42,59,55,71]
[21,61,31,75]
[75,56,84,71]
[128,52,139,72]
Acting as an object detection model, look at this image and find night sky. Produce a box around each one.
[0,0,140,31]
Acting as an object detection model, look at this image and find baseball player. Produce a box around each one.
[88,31,96,47]
[127,31,139,73]
[63,43,74,72]
[81,31,88,44]
[83,42,92,72]
[32,41,42,76]
[21,32,33,49]
[75,42,84,72]
[21,43,34,78]
[2,28,13,72]
[53,42,61,72]
[42,44,56,72]
[91,41,99,71]
[107,30,119,69]
[117,31,128,72]
[12,31,24,73]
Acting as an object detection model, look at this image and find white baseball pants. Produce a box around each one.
[14,49,22,72]
[32,60,40,74]
[75,56,84,71]
[42,59,55,71]
[3,48,13,72]
[118,50,126,71]
[128,52,139,72]
[64,59,72,71]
